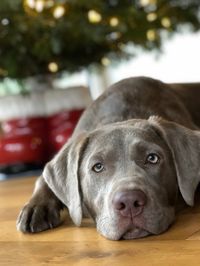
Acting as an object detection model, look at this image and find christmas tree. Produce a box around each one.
[0,0,199,79]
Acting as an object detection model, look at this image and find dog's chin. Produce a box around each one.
[98,222,154,241]
[121,226,151,240]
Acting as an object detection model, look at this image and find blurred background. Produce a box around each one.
[0,0,200,179]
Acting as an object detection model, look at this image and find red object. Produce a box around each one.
[47,109,83,129]
[0,117,48,165]
[48,123,74,154]
[0,134,47,165]
[47,109,84,155]
[0,109,84,166]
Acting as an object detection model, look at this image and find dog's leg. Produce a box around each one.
[16,176,65,233]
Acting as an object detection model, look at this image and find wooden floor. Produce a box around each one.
[1,177,200,266]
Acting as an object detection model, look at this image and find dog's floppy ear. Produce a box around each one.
[42,133,88,226]
[149,116,200,206]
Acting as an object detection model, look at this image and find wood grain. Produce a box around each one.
[1,177,200,266]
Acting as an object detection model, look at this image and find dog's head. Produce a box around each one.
[43,117,200,240]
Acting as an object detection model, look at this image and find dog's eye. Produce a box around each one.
[146,153,160,164]
[92,163,104,173]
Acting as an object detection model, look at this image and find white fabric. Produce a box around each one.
[0,86,92,120]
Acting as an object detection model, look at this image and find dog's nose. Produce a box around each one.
[112,190,147,217]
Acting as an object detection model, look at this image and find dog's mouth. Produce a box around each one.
[119,216,153,240]
[121,226,151,240]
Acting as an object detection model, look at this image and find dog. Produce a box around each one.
[17,77,200,240]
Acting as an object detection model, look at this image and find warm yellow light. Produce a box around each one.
[161,17,171,28]
[48,62,58,73]
[88,10,102,23]
[109,17,119,27]
[147,13,157,22]
[25,0,54,10]
[101,57,111,66]
[146,29,156,41]
[25,0,35,9]
[53,6,65,19]
[140,0,157,7]
[35,0,44,13]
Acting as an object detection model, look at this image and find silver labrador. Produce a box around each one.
[17,77,200,240]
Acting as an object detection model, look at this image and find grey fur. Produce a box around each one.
[17,76,200,240]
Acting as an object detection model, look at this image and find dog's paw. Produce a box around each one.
[16,201,62,233]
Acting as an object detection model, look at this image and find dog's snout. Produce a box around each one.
[112,190,147,217]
